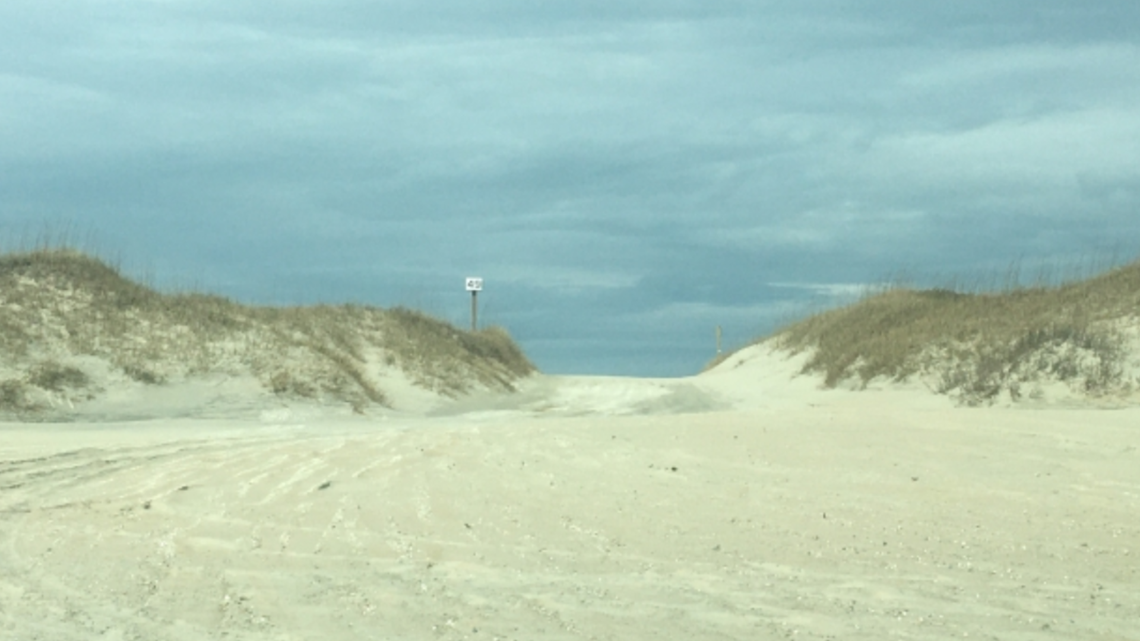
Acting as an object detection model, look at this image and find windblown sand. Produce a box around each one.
[1,350,1137,640]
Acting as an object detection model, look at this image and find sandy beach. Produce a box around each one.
[2,349,1137,641]
[4,2,1139,636]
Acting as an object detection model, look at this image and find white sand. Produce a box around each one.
[1,346,1138,640]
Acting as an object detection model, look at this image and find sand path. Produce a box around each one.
[1,388,1138,640]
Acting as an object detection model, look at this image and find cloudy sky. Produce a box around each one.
[3,1,1139,375]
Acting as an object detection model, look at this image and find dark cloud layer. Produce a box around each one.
[3,1,1139,375]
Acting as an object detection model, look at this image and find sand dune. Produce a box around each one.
[2,354,1138,640]
[0,250,536,422]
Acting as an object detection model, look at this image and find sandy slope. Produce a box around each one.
[1,348,1138,640]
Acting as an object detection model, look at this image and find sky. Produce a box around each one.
[2,1,1139,376]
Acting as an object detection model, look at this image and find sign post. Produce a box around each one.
[465,277,483,331]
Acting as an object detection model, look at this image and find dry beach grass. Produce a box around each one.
[0,249,533,419]
[711,259,1140,406]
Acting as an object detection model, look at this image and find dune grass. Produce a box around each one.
[712,258,1140,405]
[0,248,535,416]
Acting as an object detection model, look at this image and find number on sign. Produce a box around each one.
[465,278,483,292]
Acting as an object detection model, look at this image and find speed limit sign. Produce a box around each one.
[465,277,483,292]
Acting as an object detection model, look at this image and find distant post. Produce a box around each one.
[465,277,483,331]
[716,325,723,354]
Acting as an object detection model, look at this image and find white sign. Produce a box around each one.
[465,277,484,292]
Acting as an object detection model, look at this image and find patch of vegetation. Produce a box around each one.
[0,247,537,414]
[716,258,1140,405]
[28,361,90,391]
[269,370,318,398]
[931,324,1126,404]
[0,379,30,410]
[380,308,535,395]
[121,364,166,385]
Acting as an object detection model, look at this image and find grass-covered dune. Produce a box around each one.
[0,249,534,418]
[715,259,1140,406]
